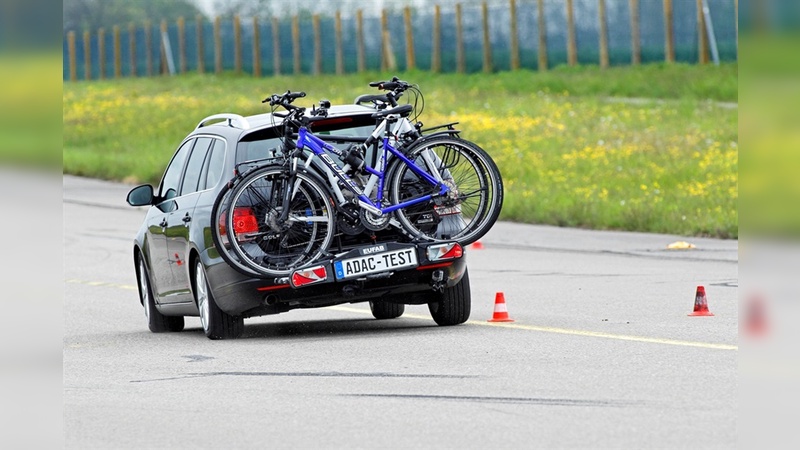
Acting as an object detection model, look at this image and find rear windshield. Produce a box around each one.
[236,114,377,166]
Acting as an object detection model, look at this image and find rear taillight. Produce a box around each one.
[290,265,328,288]
[232,207,259,235]
[218,211,227,236]
[426,242,463,262]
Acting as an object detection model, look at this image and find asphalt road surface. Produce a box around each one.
[64,175,737,449]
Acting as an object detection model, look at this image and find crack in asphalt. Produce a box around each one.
[131,371,478,383]
[341,393,643,408]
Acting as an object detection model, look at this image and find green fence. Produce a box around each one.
[63,0,738,81]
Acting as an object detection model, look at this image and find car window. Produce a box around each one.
[159,139,194,201]
[181,137,212,196]
[236,121,375,166]
[236,137,281,165]
[201,138,226,190]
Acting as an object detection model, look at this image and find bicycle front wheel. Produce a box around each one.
[389,136,503,246]
[225,165,335,277]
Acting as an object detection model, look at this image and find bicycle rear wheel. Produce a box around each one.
[224,165,335,277]
[389,136,503,246]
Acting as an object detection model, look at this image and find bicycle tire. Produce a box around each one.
[224,165,335,277]
[389,136,503,246]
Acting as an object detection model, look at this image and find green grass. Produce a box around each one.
[63,63,738,238]
[0,53,62,168]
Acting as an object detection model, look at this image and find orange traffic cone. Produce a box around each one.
[470,240,485,250]
[488,292,514,322]
[688,286,714,316]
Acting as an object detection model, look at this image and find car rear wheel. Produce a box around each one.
[137,255,184,333]
[369,300,405,319]
[195,260,244,340]
[427,268,471,326]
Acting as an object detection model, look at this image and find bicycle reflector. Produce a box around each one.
[426,242,463,262]
[290,265,328,288]
[232,207,259,235]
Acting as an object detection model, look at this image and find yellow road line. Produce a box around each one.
[66,279,737,351]
[330,305,738,351]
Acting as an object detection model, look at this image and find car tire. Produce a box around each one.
[194,260,244,340]
[369,300,405,320]
[137,255,184,333]
[427,268,471,326]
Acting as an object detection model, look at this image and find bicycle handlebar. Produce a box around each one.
[368,76,410,92]
[263,90,307,107]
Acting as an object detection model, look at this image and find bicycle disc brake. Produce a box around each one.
[337,204,366,235]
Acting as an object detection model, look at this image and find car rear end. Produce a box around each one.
[204,239,467,318]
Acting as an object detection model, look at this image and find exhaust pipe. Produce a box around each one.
[264,294,279,306]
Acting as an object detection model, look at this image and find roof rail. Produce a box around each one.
[196,113,251,130]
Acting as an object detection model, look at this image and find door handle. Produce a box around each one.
[182,213,192,223]
[159,218,168,228]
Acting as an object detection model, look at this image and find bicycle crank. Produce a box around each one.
[359,208,391,231]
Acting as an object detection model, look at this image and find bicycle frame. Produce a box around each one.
[293,116,449,218]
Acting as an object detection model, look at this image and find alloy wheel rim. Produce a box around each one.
[196,262,209,331]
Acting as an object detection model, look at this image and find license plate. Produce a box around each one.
[334,247,418,280]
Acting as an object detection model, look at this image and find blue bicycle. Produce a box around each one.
[214,91,502,276]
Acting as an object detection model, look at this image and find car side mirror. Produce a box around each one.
[127,184,154,207]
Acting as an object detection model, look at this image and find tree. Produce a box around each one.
[64,0,206,32]
[211,0,275,19]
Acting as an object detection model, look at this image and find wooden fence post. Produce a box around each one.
[67,31,77,81]
[98,28,106,79]
[272,17,281,76]
[159,20,168,75]
[214,16,222,74]
[537,0,548,71]
[456,3,465,73]
[128,23,137,76]
[144,22,152,76]
[664,0,675,63]
[356,9,366,72]
[197,15,204,74]
[598,0,609,68]
[432,5,441,73]
[482,2,492,73]
[234,15,242,74]
[83,30,91,80]
[313,14,322,75]
[177,17,186,73]
[381,9,396,71]
[696,0,709,64]
[335,11,344,75]
[292,15,301,74]
[113,25,122,78]
[566,0,577,66]
[510,0,519,70]
[252,16,261,77]
[629,0,640,65]
[404,6,416,70]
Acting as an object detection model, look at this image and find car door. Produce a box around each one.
[148,138,194,302]
[162,137,213,304]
